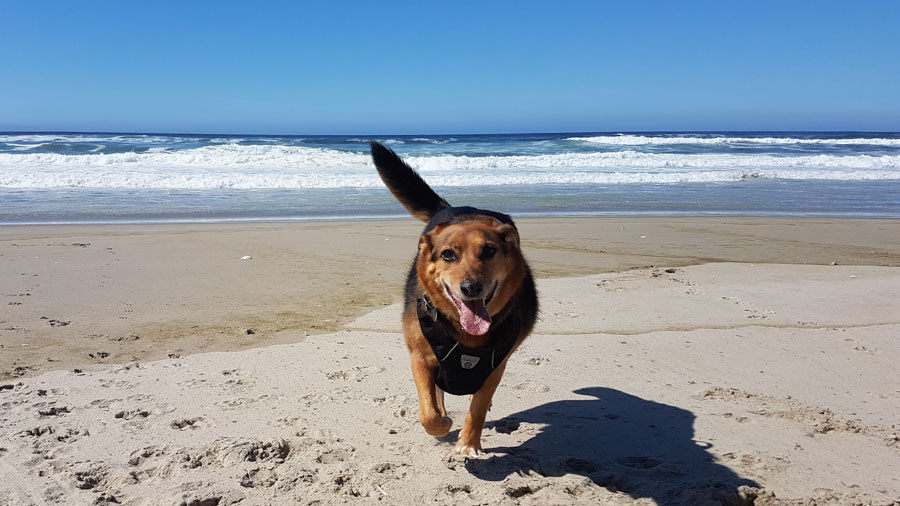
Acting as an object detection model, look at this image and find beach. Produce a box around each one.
[2,217,899,505]
[5,0,900,501]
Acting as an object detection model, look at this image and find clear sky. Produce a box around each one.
[1,0,898,134]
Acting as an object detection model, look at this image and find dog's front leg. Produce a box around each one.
[455,362,507,455]
[410,356,453,436]
[434,383,447,416]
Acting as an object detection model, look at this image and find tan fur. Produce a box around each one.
[401,216,531,455]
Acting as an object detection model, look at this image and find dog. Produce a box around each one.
[370,142,538,455]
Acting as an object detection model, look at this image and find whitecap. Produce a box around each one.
[565,135,900,146]
[1,145,898,190]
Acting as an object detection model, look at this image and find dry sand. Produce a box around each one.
[1,217,899,505]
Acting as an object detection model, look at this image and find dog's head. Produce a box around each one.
[416,214,526,336]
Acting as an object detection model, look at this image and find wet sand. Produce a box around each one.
[3,217,898,380]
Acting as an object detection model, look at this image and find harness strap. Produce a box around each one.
[416,297,520,395]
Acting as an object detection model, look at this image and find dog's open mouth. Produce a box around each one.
[444,283,495,336]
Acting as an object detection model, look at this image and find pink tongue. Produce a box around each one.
[458,298,491,336]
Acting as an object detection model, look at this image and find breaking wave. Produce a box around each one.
[566,135,900,146]
[1,144,899,189]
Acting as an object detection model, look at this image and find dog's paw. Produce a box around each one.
[422,415,453,437]
[453,442,484,456]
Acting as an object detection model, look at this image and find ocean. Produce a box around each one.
[1,131,899,224]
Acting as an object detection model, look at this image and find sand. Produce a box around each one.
[1,217,899,505]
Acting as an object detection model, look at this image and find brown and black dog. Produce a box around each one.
[371,142,538,455]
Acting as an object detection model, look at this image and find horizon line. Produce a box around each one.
[3,128,900,137]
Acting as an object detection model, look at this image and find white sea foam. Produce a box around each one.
[1,145,899,189]
[7,143,44,151]
[0,134,187,144]
[410,137,458,144]
[566,135,900,146]
[347,138,406,144]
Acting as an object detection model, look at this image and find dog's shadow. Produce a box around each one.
[465,387,758,504]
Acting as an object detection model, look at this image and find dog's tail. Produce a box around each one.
[371,141,450,222]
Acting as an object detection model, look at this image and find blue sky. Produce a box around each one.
[1,1,898,134]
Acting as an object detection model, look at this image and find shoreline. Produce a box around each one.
[2,216,899,380]
[6,181,900,224]
[5,210,900,227]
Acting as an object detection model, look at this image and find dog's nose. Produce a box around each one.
[460,279,483,298]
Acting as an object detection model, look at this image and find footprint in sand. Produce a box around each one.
[273,416,301,428]
[371,461,408,476]
[239,467,279,489]
[220,377,254,391]
[615,456,663,469]
[170,417,206,430]
[88,398,118,410]
[699,386,889,442]
[177,377,209,388]
[513,381,551,393]
[37,405,71,417]
[324,365,386,382]
[20,424,55,437]
[301,393,332,404]
[442,483,475,500]
[115,408,150,420]
[844,337,878,354]
[217,394,275,409]
[392,406,416,420]
[55,427,86,443]
[110,334,140,342]
[370,394,410,407]
[721,452,790,477]
[316,447,353,464]
[505,482,547,499]
[72,463,108,491]
[99,378,131,389]
[489,418,522,434]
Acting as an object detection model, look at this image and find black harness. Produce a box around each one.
[417,295,521,396]
[411,206,524,395]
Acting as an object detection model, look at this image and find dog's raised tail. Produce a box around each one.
[371,141,450,222]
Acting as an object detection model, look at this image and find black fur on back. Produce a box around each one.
[370,142,450,221]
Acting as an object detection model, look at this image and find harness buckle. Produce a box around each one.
[421,296,438,321]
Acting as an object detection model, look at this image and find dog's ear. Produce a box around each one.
[496,224,520,249]
[418,232,433,259]
[418,227,439,261]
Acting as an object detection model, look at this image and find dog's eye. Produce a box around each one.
[480,246,496,259]
[441,249,457,262]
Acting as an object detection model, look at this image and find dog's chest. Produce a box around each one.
[417,302,520,395]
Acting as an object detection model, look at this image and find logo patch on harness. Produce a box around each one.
[460,354,480,369]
